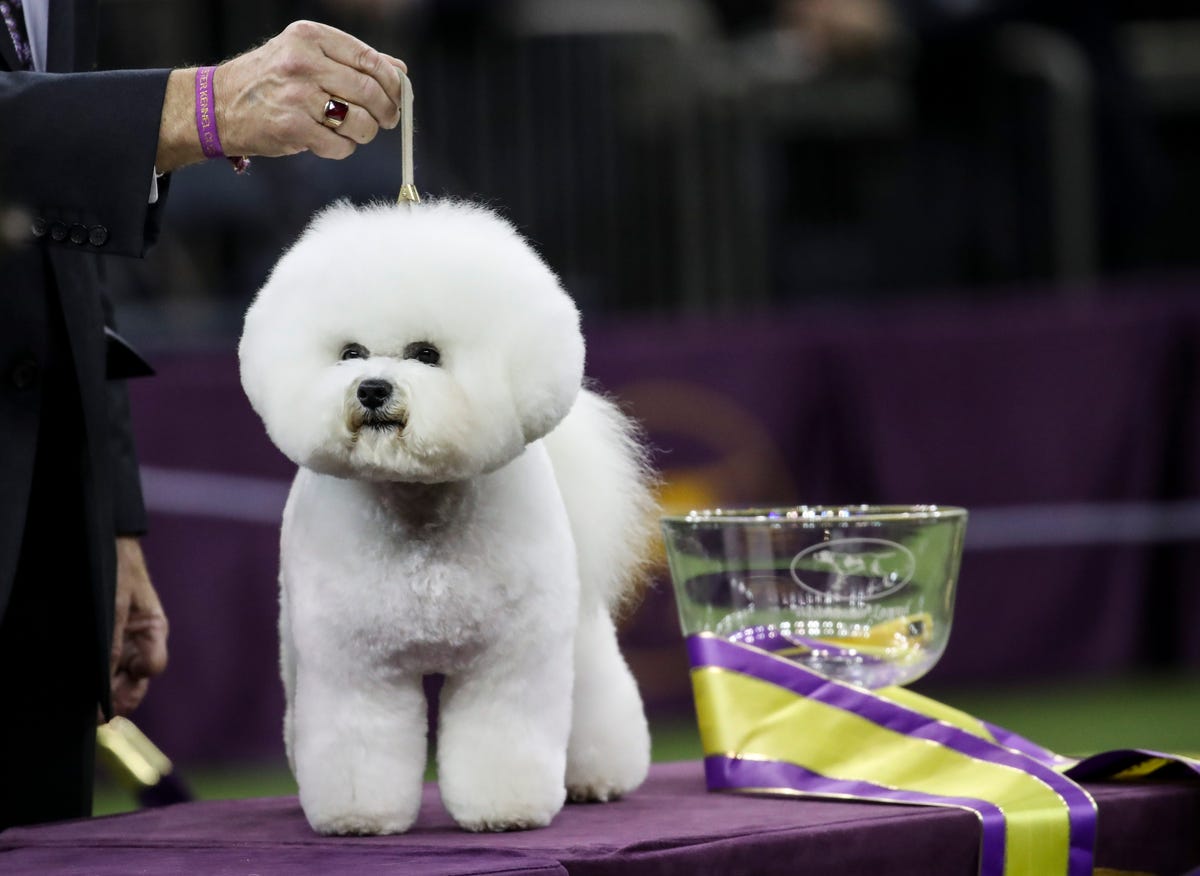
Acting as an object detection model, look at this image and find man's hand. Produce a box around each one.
[156,20,409,171]
[111,537,169,717]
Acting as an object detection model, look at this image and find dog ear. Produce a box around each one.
[507,292,585,444]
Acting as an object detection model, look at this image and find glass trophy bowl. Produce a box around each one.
[661,505,968,689]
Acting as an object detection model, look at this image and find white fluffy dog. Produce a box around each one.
[238,201,655,835]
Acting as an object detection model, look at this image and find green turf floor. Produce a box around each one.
[92,672,1200,817]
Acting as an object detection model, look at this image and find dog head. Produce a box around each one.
[239,201,584,482]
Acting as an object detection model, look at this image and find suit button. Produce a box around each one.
[49,221,68,242]
[30,217,48,238]
[88,225,109,247]
[10,357,39,390]
[69,224,88,245]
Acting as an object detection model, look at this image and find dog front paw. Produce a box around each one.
[307,808,418,836]
[440,757,566,832]
[296,753,423,836]
[446,795,564,833]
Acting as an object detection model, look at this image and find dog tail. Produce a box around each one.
[542,388,659,617]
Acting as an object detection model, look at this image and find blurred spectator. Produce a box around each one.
[720,0,1167,293]
[887,0,1164,290]
[781,0,898,68]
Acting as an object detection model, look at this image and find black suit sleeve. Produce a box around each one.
[0,68,171,257]
[1,67,175,535]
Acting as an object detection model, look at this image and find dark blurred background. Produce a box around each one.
[84,0,1200,803]
[101,0,1200,330]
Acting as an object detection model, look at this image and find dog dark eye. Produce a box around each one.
[404,342,441,366]
[340,343,369,361]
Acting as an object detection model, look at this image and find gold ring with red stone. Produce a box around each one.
[322,97,350,129]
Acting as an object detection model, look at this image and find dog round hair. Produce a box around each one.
[238,200,585,482]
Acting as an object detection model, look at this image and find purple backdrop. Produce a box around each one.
[126,283,1200,764]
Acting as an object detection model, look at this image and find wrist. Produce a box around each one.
[115,536,147,580]
[213,64,238,156]
[155,68,205,174]
[154,66,250,175]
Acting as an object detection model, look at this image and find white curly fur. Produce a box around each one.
[238,200,654,835]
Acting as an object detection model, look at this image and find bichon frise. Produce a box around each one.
[238,201,656,835]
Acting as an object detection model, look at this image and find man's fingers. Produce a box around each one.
[112,673,151,718]
[306,21,404,109]
[319,65,400,130]
[307,123,359,160]
[133,617,169,675]
[331,104,381,145]
[123,615,170,679]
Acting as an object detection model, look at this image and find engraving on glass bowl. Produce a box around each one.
[789,538,916,602]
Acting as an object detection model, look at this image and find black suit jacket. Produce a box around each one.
[0,0,170,717]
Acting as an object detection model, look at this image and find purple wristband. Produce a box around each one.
[194,66,224,158]
[194,66,249,173]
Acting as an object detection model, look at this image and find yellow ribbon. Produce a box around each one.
[693,666,1077,875]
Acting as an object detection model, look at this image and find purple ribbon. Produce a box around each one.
[1066,748,1200,781]
[704,755,1009,876]
[689,635,1099,876]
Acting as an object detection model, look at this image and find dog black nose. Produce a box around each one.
[356,378,393,410]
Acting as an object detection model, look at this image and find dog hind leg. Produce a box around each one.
[280,586,297,775]
[565,603,651,801]
[544,389,656,801]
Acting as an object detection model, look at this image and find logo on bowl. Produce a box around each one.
[789,538,916,602]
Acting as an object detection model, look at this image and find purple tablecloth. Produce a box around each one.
[2,762,1198,875]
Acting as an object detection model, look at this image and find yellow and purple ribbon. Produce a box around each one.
[688,633,1200,876]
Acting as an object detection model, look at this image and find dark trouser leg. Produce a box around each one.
[0,300,96,830]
